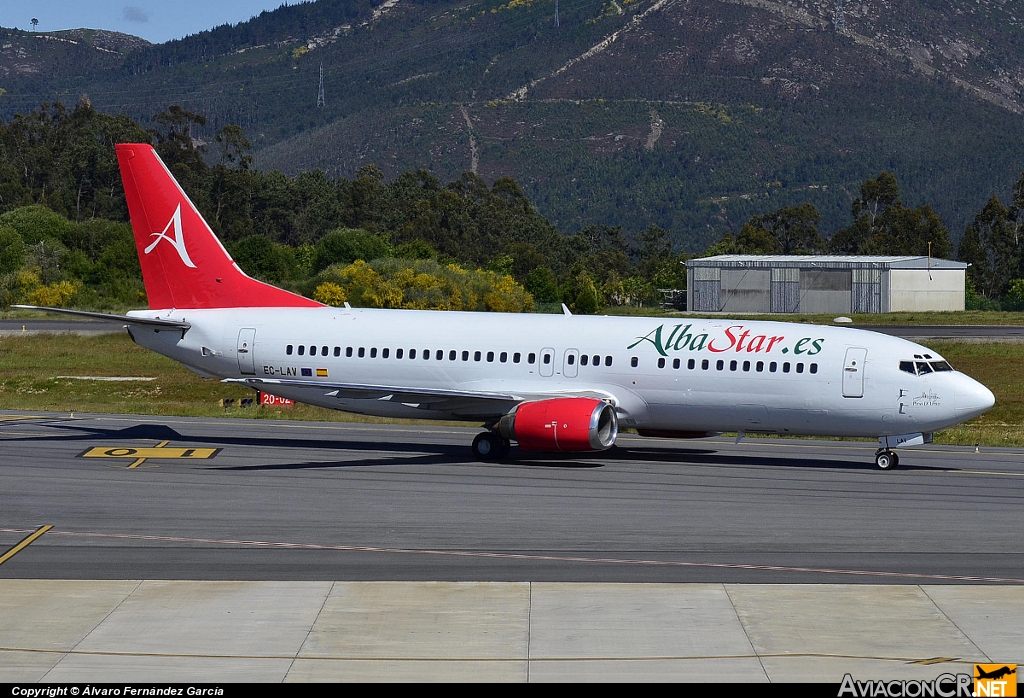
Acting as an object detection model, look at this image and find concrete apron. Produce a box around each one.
[1,582,1021,683]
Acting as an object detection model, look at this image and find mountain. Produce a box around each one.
[2,0,1024,251]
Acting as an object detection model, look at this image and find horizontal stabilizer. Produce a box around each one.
[12,305,191,331]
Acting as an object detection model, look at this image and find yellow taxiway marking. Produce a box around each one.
[0,525,52,567]
[79,440,220,469]
[0,415,44,422]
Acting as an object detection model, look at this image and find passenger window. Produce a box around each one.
[796,363,804,373]
[770,362,777,372]
[543,353,551,365]
[931,361,953,372]
[783,362,790,373]
[580,355,589,366]
[449,350,456,361]
[529,353,536,364]
[322,346,328,356]
[397,348,404,359]
[334,347,340,357]
[358,347,365,358]
[631,357,638,368]
[436,350,443,360]
[742,361,750,372]
[673,358,680,369]
[687,359,695,369]
[500,352,508,363]
[605,356,612,367]
[370,347,377,358]
[513,353,521,363]
[716,360,724,371]
[658,358,666,369]
[756,361,763,372]
[286,345,293,355]
[593,355,600,366]
[346,347,353,357]
[729,360,737,371]
[476,351,483,362]
[702,359,709,370]
[383,348,390,359]
[462,351,469,361]
[410,349,417,359]
[810,363,818,374]
[567,354,574,365]
[899,361,916,375]
[916,362,932,374]
[298,345,305,356]
[424,350,430,360]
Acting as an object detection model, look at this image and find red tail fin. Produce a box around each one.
[116,143,322,310]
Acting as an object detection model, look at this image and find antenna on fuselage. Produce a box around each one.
[561,303,572,316]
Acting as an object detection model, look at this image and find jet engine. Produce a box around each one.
[498,397,618,452]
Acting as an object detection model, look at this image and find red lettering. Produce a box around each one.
[746,335,766,353]
[735,329,751,352]
[708,326,740,353]
[766,336,785,352]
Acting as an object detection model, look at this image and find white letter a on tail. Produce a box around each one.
[145,204,196,268]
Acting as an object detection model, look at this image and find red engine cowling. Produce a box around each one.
[498,397,618,452]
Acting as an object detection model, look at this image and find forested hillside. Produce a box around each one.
[2,0,1023,250]
[2,101,1022,315]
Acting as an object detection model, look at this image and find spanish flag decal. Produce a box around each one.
[316,368,329,377]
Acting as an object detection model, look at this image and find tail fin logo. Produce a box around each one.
[145,204,196,268]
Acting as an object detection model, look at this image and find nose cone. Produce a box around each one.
[954,374,995,421]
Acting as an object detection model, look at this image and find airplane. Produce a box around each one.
[17,143,996,470]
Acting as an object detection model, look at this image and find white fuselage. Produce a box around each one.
[126,307,994,438]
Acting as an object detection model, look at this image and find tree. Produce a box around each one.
[852,171,900,221]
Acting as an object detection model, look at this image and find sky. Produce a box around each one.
[0,1,294,44]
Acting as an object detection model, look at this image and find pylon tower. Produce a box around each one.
[317,63,326,108]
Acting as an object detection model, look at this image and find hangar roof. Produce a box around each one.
[686,255,967,270]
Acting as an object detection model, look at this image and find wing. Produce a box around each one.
[223,377,616,419]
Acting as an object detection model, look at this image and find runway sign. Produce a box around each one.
[80,446,220,459]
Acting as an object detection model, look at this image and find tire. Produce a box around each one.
[875,451,898,470]
[472,432,505,461]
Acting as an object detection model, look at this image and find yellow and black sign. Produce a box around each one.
[78,440,220,468]
[975,664,1017,697]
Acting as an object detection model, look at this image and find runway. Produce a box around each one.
[2,411,1022,584]
[3,411,1023,682]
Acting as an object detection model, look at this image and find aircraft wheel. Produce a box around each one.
[875,450,898,470]
[472,432,508,461]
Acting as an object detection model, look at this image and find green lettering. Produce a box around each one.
[794,338,811,354]
[672,324,694,351]
[690,334,709,351]
[628,325,669,356]
[808,338,824,355]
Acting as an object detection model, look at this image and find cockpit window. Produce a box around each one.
[930,361,953,372]
[899,361,915,375]
[915,362,933,374]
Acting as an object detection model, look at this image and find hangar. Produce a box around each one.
[685,255,967,314]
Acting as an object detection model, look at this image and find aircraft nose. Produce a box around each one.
[954,374,995,421]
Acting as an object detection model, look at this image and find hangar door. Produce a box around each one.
[842,347,867,398]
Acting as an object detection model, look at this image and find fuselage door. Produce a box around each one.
[237,328,257,375]
[563,349,579,378]
[842,347,867,398]
[539,347,555,377]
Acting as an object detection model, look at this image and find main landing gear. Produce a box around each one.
[472,432,510,461]
[874,449,899,470]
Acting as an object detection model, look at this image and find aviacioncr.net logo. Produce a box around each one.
[838,673,974,698]
[145,203,196,268]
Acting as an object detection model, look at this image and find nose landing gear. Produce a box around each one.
[874,449,899,470]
